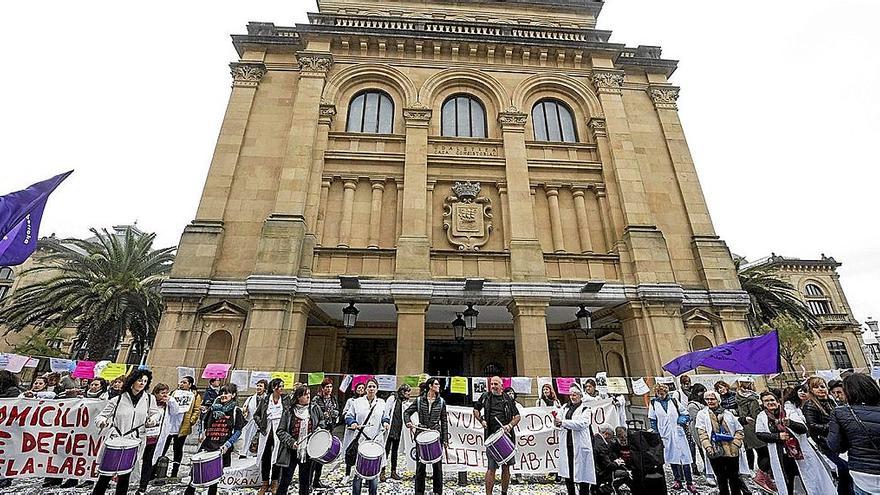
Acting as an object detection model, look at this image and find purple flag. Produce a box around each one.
[0,171,72,265]
[663,330,781,376]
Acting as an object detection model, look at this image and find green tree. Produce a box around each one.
[736,258,819,334]
[0,227,174,360]
[11,328,66,358]
[760,314,816,372]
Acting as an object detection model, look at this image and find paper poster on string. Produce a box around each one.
[339,374,352,392]
[1,354,31,373]
[178,367,196,382]
[556,377,576,395]
[595,372,608,394]
[511,377,532,394]
[471,377,487,401]
[50,358,75,373]
[352,374,375,390]
[308,372,325,386]
[250,371,272,388]
[606,377,629,395]
[450,376,468,395]
[99,363,128,380]
[271,371,296,388]
[72,360,97,379]
[631,378,650,395]
[202,363,232,380]
[230,370,250,389]
[375,374,397,392]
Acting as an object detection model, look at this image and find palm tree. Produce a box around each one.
[0,227,174,360]
[736,258,819,334]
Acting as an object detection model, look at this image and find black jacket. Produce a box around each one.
[754,411,808,461]
[276,402,322,468]
[593,434,621,483]
[802,398,837,454]
[404,395,449,443]
[828,405,880,475]
[254,394,292,435]
[0,385,21,398]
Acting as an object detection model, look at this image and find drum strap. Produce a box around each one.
[353,402,377,444]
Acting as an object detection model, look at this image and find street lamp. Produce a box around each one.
[452,313,466,343]
[342,302,359,331]
[463,303,479,335]
[575,305,592,337]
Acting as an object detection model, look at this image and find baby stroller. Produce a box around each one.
[595,468,634,495]
[625,420,668,495]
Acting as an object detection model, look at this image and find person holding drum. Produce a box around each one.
[554,384,596,495]
[473,376,521,495]
[254,378,287,495]
[405,377,448,495]
[311,377,339,489]
[342,381,368,478]
[345,378,390,495]
[171,376,201,478]
[137,383,181,494]
[183,383,245,495]
[240,378,268,459]
[276,384,323,495]
[92,369,161,495]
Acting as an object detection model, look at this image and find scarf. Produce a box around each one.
[212,398,236,420]
[86,390,103,398]
[768,407,804,460]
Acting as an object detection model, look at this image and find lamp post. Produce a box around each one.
[452,313,466,343]
[575,305,592,337]
[463,303,479,335]
[342,302,359,331]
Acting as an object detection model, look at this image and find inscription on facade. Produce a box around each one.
[434,144,500,157]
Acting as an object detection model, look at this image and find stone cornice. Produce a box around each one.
[648,85,680,111]
[229,62,267,88]
[590,69,625,95]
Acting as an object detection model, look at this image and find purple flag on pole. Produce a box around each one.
[663,330,782,376]
[0,171,72,265]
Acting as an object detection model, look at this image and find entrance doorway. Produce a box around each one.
[426,341,468,377]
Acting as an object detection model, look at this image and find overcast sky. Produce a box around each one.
[1,1,877,326]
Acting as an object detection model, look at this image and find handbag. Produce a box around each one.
[345,401,377,467]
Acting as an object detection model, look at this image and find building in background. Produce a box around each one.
[862,318,880,366]
[744,254,868,370]
[149,0,753,388]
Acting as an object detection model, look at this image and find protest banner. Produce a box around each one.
[0,398,106,480]
[402,400,619,474]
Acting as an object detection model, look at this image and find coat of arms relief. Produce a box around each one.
[442,181,493,250]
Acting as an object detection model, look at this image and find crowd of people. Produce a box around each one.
[1,367,880,495]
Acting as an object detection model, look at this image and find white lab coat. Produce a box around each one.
[341,397,359,455]
[152,398,182,461]
[345,396,390,467]
[557,402,597,484]
[694,406,749,479]
[239,393,263,457]
[256,395,285,465]
[757,409,836,495]
[649,397,693,465]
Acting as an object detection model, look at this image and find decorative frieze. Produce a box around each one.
[591,70,625,95]
[648,86,680,110]
[229,62,267,88]
[296,52,333,76]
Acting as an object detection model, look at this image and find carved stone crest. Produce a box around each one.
[443,182,493,251]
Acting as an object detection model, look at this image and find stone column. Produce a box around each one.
[395,299,430,377]
[149,299,201,385]
[509,299,552,377]
[395,181,404,246]
[367,180,385,248]
[300,104,337,274]
[545,186,566,253]
[241,297,292,370]
[616,300,689,376]
[426,180,436,247]
[283,297,312,372]
[396,105,432,278]
[255,50,332,275]
[338,179,358,248]
[498,182,511,250]
[593,185,614,253]
[174,62,267,279]
[315,179,331,247]
[587,117,624,247]
[571,186,594,254]
[499,110,545,281]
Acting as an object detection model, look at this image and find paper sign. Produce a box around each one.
[655,376,675,384]
[2,354,30,373]
[817,369,841,382]
[230,370,250,389]
[352,374,375,389]
[177,367,196,382]
[93,361,110,377]
[556,377,576,395]
[72,360,97,379]
[606,377,629,395]
[872,367,880,380]
[271,371,295,389]
[451,376,469,395]
[24,357,39,368]
[99,363,128,380]
[537,376,552,393]
[250,371,272,389]
[0,354,8,370]
[471,377,487,401]
[595,372,608,394]
[308,372,325,386]
[376,375,397,392]
[172,389,196,414]
[631,378,650,396]
[501,377,512,390]
[339,374,352,392]
[401,375,419,388]
[511,377,532,395]
[202,363,232,380]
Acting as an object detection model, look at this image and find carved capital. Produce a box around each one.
[229,62,267,88]
[591,70,625,95]
[403,103,432,124]
[498,110,528,130]
[648,85,680,110]
[319,103,337,125]
[296,52,333,76]
[588,117,607,139]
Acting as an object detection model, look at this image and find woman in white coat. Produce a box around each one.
[648,382,695,491]
[345,379,390,495]
[92,369,160,495]
[757,390,835,495]
[240,379,267,458]
[342,381,367,477]
[554,385,596,495]
[253,378,286,495]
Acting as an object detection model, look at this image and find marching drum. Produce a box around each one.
[98,437,140,475]
[355,440,384,480]
[485,429,516,465]
[415,430,443,464]
[306,430,341,464]
[190,450,224,487]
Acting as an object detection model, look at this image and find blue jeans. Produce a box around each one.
[671,463,693,483]
[352,475,378,495]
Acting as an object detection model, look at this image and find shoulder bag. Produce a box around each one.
[345,401,377,467]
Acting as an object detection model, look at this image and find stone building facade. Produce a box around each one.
[744,254,868,371]
[149,0,752,387]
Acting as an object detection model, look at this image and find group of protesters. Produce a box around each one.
[652,372,880,495]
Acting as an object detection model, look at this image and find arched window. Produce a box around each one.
[826,340,853,369]
[441,95,487,138]
[606,351,626,377]
[804,282,833,315]
[805,283,824,296]
[346,90,394,134]
[531,99,577,142]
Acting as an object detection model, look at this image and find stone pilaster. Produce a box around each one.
[498,182,511,250]
[367,180,385,248]
[300,103,337,274]
[499,108,546,281]
[241,297,292,370]
[338,179,358,248]
[544,186,566,253]
[396,105,432,278]
[571,186,594,254]
[617,300,689,377]
[148,299,201,385]
[509,299,552,377]
[315,179,331,247]
[395,299,430,376]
